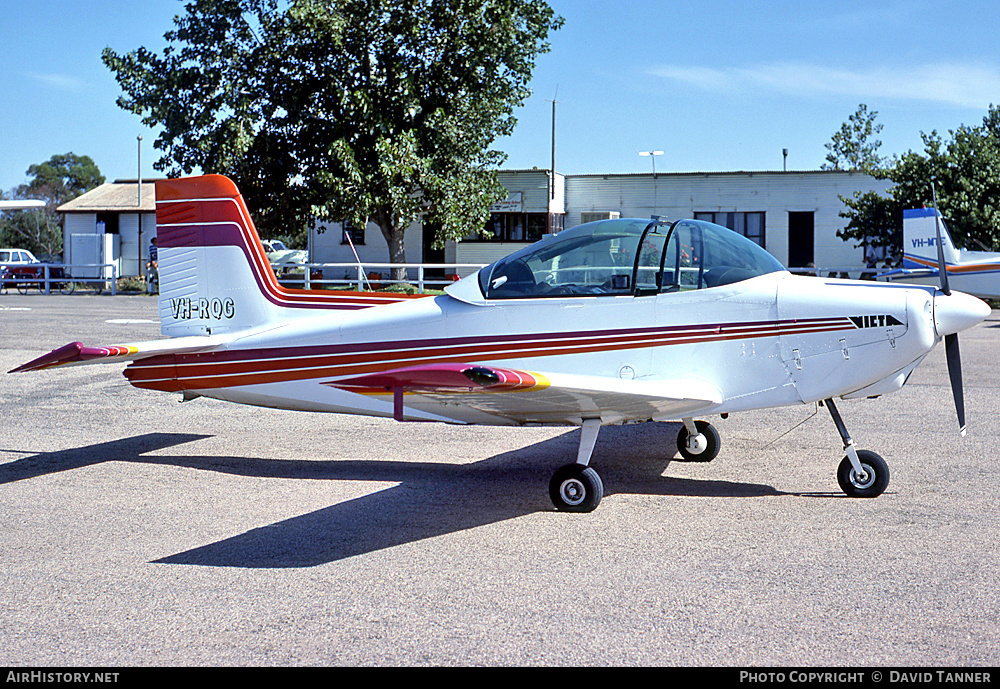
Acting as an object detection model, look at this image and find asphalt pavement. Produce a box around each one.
[1,292,998,666]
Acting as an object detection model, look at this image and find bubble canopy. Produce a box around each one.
[477,218,786,300]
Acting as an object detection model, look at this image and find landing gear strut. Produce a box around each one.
[824,398,889,498]
[549,419,604,512]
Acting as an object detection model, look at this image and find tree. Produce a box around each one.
[103,0,563,281]
[822,103,885,174]
[837,105,1000,256]
[0,153,104,257]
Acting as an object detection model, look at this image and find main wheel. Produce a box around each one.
[549,464,604,513]
[837,450,889,498]
[59,280,75,295]
[676,420,721,462]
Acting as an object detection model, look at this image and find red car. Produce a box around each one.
[0,248,73,294]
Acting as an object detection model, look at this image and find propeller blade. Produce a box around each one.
[944,332,966,436]
[931,182,951,296]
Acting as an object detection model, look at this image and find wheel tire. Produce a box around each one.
[59,280,75,295]
[676,420,721,462]
[16,281,30,295]
[549,464,604,513]
[837,450,889,498]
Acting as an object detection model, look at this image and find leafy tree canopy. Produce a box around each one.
[0,153,104,257]
[821,103,885,174]
[102,0,563,277]
[835,104,1000,254]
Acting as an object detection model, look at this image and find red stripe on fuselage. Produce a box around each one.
[123,317,855,392]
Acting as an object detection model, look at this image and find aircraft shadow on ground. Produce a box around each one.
[2,425,786,568]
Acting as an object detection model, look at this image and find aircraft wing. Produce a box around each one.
[879,267,938,279]
[324,363,723,425]
[9,335,227,373]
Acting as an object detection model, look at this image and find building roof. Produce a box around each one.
[57,179,161,213]
[561,168,870,179]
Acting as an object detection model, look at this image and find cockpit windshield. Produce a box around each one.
[478,218,785,299]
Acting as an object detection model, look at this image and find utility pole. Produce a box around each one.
[137,135,143,206]
[638,150,664,177]
[548,94,558,200]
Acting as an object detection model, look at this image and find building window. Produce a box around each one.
[341,224,365,246]
[475,212,551,242]
[549,213,565,234]
[694,211,765,247]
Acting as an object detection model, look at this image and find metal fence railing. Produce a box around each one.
[271,262,488,292]
[0,260,899,298]
[0,263,119,295]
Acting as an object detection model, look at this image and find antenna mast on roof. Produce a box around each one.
[548,87,558,200]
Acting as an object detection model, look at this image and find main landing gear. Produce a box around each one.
[548,403,889,512]
[548,416,723,512]
[549,419,605,512]
[823,398,889,498]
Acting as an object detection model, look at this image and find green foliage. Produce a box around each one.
[0,153,104,257]
[836,105,1000,253]
[822,104,885,174]
[103,0,562,275]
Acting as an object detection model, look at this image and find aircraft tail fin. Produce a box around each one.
[903,208,960,272]
[154,175,421,338]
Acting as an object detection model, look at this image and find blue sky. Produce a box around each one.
[3,0,1000,194]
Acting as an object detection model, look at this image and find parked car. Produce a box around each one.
[261,239,308,267]
[1,248,73,294]
[0,248,41,265]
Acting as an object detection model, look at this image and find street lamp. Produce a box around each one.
[638,150,664,177]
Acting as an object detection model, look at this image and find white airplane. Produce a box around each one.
[10,175,991,511]
[0,199,45,211]
[883,207,1000,300]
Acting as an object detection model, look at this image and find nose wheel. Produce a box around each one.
[837,449,889,498]
[825,398,889,498]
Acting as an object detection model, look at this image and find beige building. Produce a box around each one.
[57,179,157,278]
[60,169,891,280]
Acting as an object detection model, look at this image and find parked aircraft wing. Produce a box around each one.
[324,363,723,425]
[878,267,938,279]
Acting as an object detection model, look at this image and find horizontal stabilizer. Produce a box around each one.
[9,335,228,373]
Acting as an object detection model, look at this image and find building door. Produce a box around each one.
[422,222,445,279]
[787,211,814,268]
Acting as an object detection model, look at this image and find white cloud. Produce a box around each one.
[26,71,89,92]
[649,61,1000,109]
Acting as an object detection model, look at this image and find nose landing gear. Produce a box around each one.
[824,398,889,498]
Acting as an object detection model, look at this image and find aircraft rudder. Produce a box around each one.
[903,207,959,267]
[154,175,280,337]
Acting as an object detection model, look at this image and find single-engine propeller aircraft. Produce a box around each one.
[10,175,991,511]
[880,206,1000,300]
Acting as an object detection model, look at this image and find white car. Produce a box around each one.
[261,239,307,266]
[0,248,40,265]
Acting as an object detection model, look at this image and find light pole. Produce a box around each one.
[638,150,664,177]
